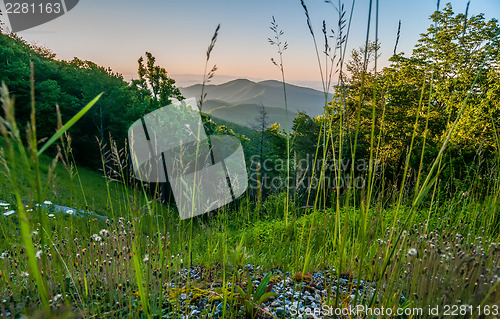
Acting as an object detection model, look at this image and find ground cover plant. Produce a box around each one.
[0,0,499,318]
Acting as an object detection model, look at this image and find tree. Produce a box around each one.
[250,105,270,163]
[292,111,321,159]
[133,52,184,112]
[381,3,500,184]
[320,3,500,191]
[410,3,500,155]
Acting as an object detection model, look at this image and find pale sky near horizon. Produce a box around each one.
[2,0,499,90]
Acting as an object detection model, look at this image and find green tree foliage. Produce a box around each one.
[0,32,183,167]
[412,4,500,153]
[292,111,321,159]
[324,3,499,189]
[132,52,184,112]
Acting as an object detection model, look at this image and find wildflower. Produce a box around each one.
[66,210,74,215]
[143,254,149,263]
[31,231,38,236]
[35,250,42,259]
[408,248,418,257]
[0,252,8,259]
[20,271,29,278]
[91,234,102,242]
[43,200,52,205]
[99,229,109,238]
[53,294,63,303]
[3,210,15,216]
[48,214,55,218]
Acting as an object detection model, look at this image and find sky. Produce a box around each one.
[2,0,499,90]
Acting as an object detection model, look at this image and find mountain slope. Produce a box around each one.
[180,79,332,117]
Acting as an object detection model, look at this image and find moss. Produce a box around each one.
[167,286,234,305]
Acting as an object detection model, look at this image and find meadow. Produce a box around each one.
[0,1,499,318]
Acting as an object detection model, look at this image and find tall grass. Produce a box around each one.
[269,15,291,227]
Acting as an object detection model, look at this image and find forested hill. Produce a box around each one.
[0,32,182,167]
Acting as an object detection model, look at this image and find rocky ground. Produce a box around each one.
[167,265,376,318]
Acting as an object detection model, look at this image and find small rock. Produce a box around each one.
[190,309,201,317]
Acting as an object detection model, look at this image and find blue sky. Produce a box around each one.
[5,0,500,90]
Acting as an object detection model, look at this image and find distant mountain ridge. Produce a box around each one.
[179,79,332,130]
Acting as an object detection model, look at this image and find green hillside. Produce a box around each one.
[0,137,135,216]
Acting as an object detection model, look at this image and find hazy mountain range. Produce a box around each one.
[179,79,332,130]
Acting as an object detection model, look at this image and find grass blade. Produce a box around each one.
[38,93,103,156]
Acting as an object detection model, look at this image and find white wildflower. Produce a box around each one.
[3,210,15,216]
[48,214,55,218]
[66,210,74,215]
[408,248,418,257]
[20,271,29,278]
[35,250,42,259]
[43,200,53,205]
[0,252,8,259]
[143,254,149,263]
[99,229,109,237]
[91,234,102,242]
[53,294,63,303]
